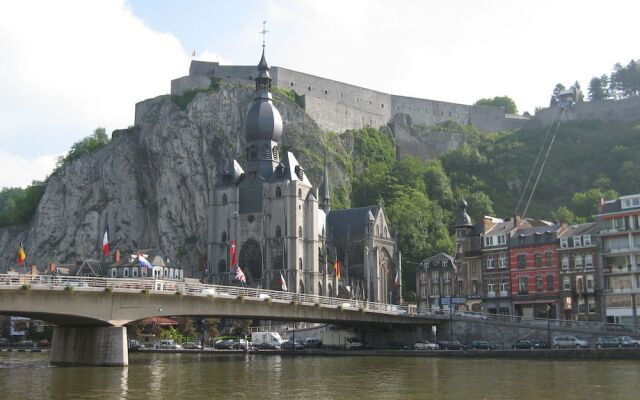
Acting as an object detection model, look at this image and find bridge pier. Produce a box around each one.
[51,326,128,366]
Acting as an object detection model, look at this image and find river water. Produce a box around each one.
[1,352,639,399]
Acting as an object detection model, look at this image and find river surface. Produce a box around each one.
[1,352,640,399]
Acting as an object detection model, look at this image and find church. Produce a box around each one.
[206,47,402,304]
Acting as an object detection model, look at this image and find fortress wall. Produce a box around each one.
[535,96,640,126]
[171,75,212,96]
[390,95,473,127]
[469,105,517,131]
[303,95,391,132]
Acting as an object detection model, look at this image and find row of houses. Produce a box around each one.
[417,193,640,326]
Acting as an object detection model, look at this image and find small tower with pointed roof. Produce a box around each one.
[320,154,331,213]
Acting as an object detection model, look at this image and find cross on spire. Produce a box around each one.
[260,20,269,48]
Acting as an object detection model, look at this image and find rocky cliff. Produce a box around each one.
[0,82,350,276]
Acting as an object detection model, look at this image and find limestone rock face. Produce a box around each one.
[0,84,329,277]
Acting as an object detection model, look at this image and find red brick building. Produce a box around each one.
[510,224,568,319]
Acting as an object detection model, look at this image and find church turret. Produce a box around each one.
[244,47,283,178]
[320,155,330,213]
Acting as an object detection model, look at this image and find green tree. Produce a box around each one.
[551,206,581,224]
[474,96,518,114]
[551,83,566,105]
[588,76,608,101]
[571,188,618,220]
[54,127,110,173]
[610,59,640,98]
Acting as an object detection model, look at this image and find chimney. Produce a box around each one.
[513,214,521,228]
[115,249,121,263]
[599,197,605,213]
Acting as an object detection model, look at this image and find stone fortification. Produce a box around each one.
[170,60,531,135]
[535,95,640,126]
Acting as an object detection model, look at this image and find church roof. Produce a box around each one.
[327,206,379,238]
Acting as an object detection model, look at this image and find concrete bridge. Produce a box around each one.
[0,274,435,366]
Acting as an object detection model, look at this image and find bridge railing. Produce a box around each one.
[0,274,412,317]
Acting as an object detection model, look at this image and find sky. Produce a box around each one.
[1,0,639,188]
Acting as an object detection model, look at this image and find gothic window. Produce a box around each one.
[319,282,323,296]
[299,279,305,294]
[384,226,388,237]
[295,166,304,180]
[376,225,380,236]
[299,258,303,270]
[221,231,227,242]
[276,186,281,198]
[298,226,303,237]
[272,146,279,161]
[262,145,271,159]
[308,86,312,91]
[218,260,226,274]
[298,188,302,199]
[222,193,227,205]
[275,225,281,238]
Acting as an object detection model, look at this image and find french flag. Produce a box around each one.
[138,253,153,269]
[102,227,110,256]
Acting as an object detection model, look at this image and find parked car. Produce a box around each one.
[183,341,203,350]
[512,339,535,350]
[527,338,549,349]
[257,341,278,350]
[414,340,439,350]
[471,340,496,350]
[437,340,464,350]
[595,336,622,349]
[214,339,235,350]
[304,338,323,348]
[455,311,488,320]
[282,339,305,351]
[552,335,589,349]
[232,339,250,350]
[617,336,640,347]
[128,339,145,350]
[157,339,181,349]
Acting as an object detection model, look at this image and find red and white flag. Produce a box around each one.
[230,240,237,267]
[102,227,110,256]
[235,266,246,284]
[280,272,288,292]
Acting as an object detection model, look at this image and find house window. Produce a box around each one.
[298,188,302,198]
[546,274,554,291]
[575,255,583,269]
[574,236,582,247]
[111,268,117,278]
[517,254,526,269]
[563,276,571,290]
[562,256,569,269]
[431,283,439,296]
[497,235,506,245]
[518,277,528,294]
[560,237,568,248]
[586,274,594,292]
[545,251,553,266]
[299,258,303,270]
[518,235,525,245]
[536,275,543,291]
[583,235,592,246]
[298,226,302,237]
[123,268,129,278]
[498,255,507,268]
[487,280,495,293]
[276,186,282,198]
[132,268,138,278]
[585,254,593,268]
[499,280,508,293]
[534,253,542,267]
[471,280,478,295]
[487,256,494,269]
[164,268,168,277]
[471,262,478,276]
[142,268,147,277]
[484,236,494,246]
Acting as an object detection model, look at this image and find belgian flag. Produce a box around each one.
[17,242,26,265]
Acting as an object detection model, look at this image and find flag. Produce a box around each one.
[280,272,288,291]
[393,270,400,288]
[235,266,246,284]
[137,252,153,269]
[17,242,26,265]
[334,260,341,280]
[230,240,237,267]
[102,226,110,256]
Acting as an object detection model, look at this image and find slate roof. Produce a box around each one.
[510,224,564,247]
[327,206,378,238]
[558,222,598,238]
[598,194,640,215]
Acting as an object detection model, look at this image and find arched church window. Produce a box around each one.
[384,226,388,237]
[221,231,227,242]
[262,145,271,159]
[298,226,303,237]
[272,146,279,161]
[295,165,304,181]
[299,280,305,294]
[249,145,258,159]
[276,226,281,238]
[276,186,281,198]
[222,193,227,205]
[318,282,323,296]
[298,188,302,198]
[376,225,380,236]
[299,258,303,270]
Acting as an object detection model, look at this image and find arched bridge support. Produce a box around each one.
[51,326,128,366]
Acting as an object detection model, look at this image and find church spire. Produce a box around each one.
[320,154,330,213]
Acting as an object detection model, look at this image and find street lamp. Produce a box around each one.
[546,304,551,348]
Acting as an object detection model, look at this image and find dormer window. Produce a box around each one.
[518,235,525,245]
[272,146,279,161]
[276,186,282,198]
[295,165,304,181]
[275,163,285,178]
[262,145,271,159]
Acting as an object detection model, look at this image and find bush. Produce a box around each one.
[64,285,74,292]
[104,287,113,293]
[141,289,150,295]
[21,284,31,291]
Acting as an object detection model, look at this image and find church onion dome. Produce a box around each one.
[245,101,283,141]
[244,49,283,142]
[454,199,472,227]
